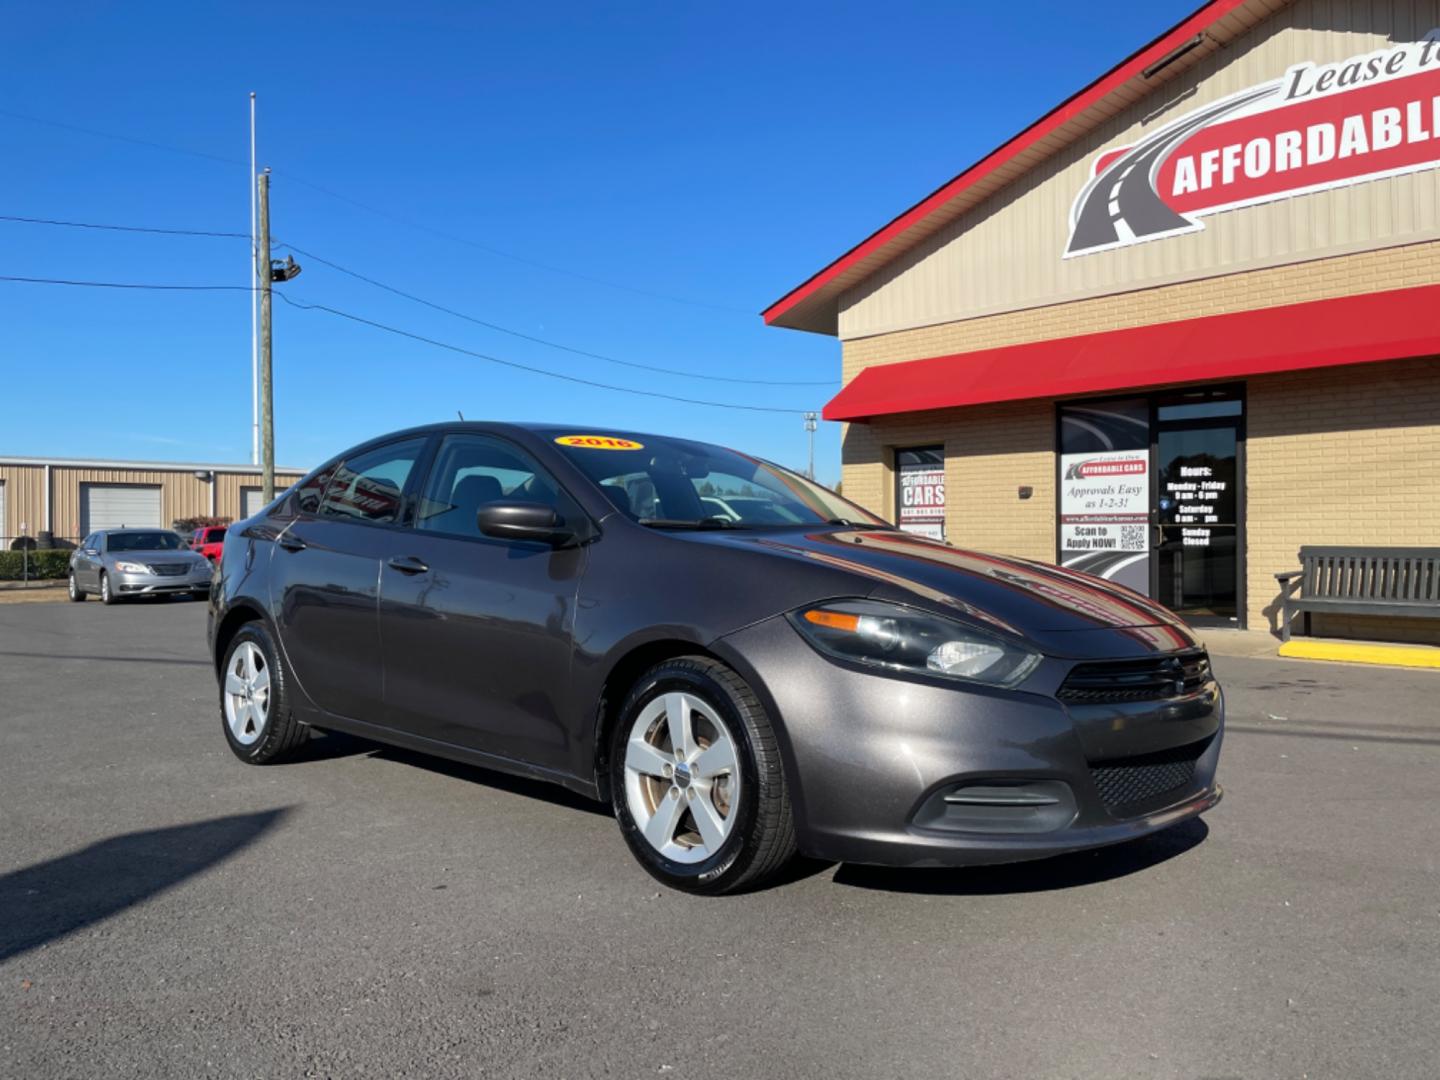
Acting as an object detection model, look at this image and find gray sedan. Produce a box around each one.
[69,529,212,605]
[208,422,1223,894]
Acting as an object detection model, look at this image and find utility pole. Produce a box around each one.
[256,167,301,503]
[257,168,274,501]
[804,412,818,480]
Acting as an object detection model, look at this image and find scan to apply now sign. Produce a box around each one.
[1067,34,1440,256]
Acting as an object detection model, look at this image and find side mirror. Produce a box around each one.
[476,502,579,547]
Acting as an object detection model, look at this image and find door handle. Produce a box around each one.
[387,555,429,575]
[278,532,307,553]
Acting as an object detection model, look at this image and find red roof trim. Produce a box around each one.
[763,0,1253,329]
[822,283,1440,421]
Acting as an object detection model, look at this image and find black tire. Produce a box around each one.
[99,572,118,605]
[219,620,308,764]
[191,590,209,602]
[68,572,86,602]
[609,656,795,895]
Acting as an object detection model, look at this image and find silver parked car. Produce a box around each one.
[68,528,212,605]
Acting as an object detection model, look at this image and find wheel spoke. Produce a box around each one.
[249,664,270,696]
[232,700,252,736]
[625,737,672,778]
[664,693,696,760]
[224,670,248,697]
[690,787,728,852]
[643,790,686,852]
[692,738,735,780]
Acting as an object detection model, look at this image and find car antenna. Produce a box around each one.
[456,410,465,421]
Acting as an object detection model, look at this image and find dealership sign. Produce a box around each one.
[1059,450,1149,560]
[897,461,945,541]
[1067,35,1440,256]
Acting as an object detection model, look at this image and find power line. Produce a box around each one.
[274,292,809,415]
[0,274,251,291]
[0,106,246,167]
[274,240,835,387]
[0,106,754,314]
[0,213,247,239]
[0,271,812,413]
[0,211,828,386]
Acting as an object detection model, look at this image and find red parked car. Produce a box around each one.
[190,526,228,562]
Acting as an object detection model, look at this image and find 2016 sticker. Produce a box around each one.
[554,435,645,451]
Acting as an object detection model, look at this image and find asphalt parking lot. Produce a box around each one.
[2,599,1437,1079]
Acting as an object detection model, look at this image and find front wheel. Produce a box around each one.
[609,657,795,895]
[99,572,117,605]
[219,621,308,764]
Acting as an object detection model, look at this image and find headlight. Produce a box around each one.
[788,599,1041,688]
[113,561,150,574]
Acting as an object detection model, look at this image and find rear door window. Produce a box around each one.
[318,439,427,525]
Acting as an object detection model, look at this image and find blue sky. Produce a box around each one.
[3,0,1198,484]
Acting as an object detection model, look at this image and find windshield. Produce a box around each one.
[550,432,887,529]
[107,531,186,552]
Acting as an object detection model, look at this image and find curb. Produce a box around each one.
[1277,639,1440,670]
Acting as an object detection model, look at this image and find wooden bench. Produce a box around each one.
[1275,546,1440,641]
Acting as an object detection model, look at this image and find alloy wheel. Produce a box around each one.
[224,641,271,746]
[623,691,741,864]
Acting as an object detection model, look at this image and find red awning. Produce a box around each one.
[823,282,1440,422]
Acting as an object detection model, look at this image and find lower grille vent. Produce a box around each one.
[1089,737,1212,813]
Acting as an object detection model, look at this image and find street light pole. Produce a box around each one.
[249,92,259,467]
[804,411,818,480]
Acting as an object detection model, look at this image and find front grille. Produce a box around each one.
[148,562,190,576]
[1057,650,1211,704]
[1089,737,1211,813]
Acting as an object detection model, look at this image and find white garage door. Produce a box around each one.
[81,484,162,533]
[241,486,265,519]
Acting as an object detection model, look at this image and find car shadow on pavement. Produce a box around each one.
[0,808,290,963]
[829,819,1208,896]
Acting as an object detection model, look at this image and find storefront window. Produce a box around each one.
[1057,399,1151,596]
[895,447,945,541]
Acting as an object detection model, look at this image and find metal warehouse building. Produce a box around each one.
[766,0,1440,642]
[0,456,306,547]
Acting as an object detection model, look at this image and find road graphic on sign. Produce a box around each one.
[1066,83,1281,257]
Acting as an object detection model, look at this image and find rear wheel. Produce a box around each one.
[609,657,795,895]
[219,621,308,764]
[68,572,86,602]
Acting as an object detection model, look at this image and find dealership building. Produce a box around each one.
[766,0,1440,642]
[0,456,306,547]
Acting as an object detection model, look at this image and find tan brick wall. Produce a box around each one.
[838,247,1440,644]
[1247,358,1440,644]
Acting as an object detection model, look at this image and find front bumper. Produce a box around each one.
[714,617,1224,868]
[112,567,212,596]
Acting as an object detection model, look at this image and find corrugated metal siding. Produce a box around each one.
[216,471,303,519]
[839,0,1440,340]
[0,463,305,543]
[0,465,45,543]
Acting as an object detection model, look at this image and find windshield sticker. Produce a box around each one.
[555,435,645,451]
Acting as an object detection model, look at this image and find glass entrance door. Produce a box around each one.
[1154,394,1243,625]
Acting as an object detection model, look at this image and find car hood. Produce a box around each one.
[680,527,1198,654]
[107,550,205,562]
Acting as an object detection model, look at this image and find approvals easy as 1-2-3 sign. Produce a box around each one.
[1067,34,1440,257]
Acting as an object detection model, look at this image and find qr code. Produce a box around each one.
[1120,525,1146,550]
